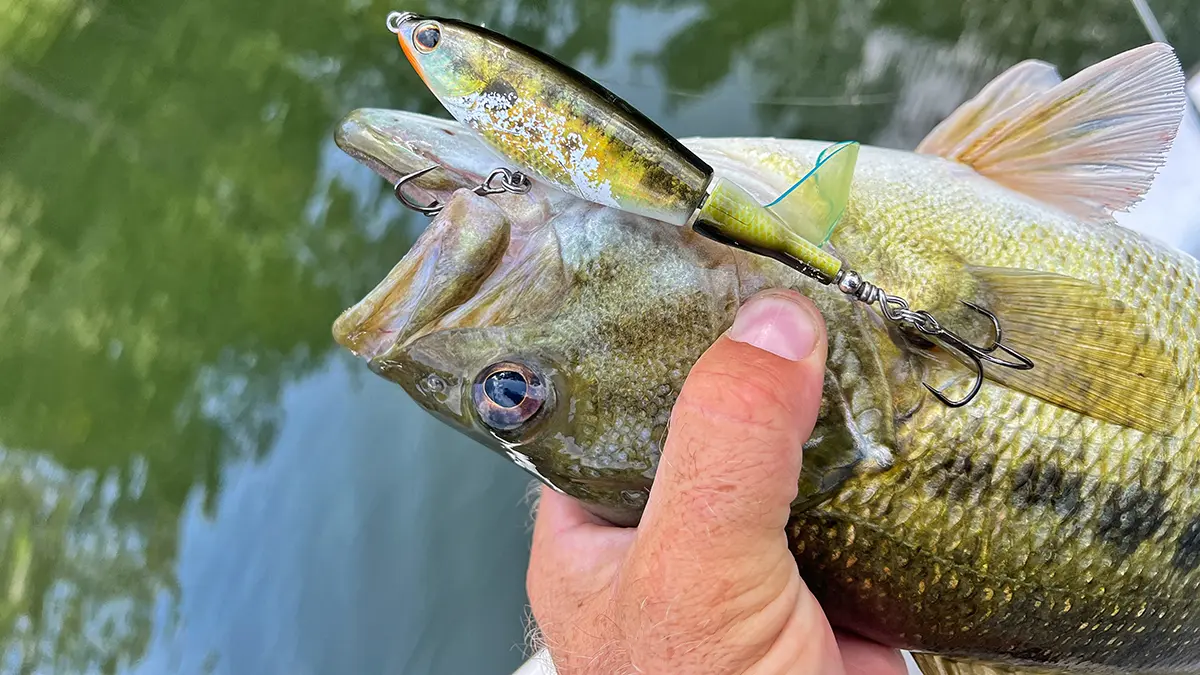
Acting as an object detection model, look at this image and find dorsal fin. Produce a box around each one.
[918,59,1063,156]
[916,43,1187,223]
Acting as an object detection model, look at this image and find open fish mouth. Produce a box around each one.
[331,108,573,363]
[331,188,512,360]
[331,110,466,359]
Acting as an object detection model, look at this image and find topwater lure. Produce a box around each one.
[383,11,1034,406]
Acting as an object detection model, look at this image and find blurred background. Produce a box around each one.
[0,0,1196,673]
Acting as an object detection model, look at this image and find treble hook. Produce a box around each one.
[393,165,534,217]
[834,270,1034,407]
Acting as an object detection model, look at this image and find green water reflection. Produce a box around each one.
[0,0,1195,672]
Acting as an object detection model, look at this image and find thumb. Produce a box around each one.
[639,288,827,563]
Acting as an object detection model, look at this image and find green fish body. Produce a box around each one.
[334,42,1199,674]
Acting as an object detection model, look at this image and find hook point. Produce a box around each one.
[394,165,443,217]
[922,354,984,408]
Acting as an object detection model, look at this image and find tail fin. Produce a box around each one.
[764,140,859,246]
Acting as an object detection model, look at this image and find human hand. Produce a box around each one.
[527,289,908,674]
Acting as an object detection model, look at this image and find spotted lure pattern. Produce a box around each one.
[390,11,711,226]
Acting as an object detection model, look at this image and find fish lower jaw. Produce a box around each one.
[331,309,402,362]
[331,283,422,362]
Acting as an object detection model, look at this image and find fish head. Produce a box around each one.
[359,217,744,527]
[333,108,775,526]
[334,109,913,528]
[368,322,566,461]
[388,12,503,104]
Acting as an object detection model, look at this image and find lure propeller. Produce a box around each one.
[764,140,860,247]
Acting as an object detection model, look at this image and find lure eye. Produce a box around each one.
[413,22,441,53]
[473,361,550,432]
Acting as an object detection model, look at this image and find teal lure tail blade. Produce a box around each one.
[764,140,860,246]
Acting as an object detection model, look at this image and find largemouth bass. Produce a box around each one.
[332,43,1199,674]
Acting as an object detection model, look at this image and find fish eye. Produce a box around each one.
[472,361,551,432]
[413,22,441,53]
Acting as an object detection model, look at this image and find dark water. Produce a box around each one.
[0,0,1196,673]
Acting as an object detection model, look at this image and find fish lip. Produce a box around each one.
[333,108,425,185]
[332,108,480,191]
[388,11,429,85]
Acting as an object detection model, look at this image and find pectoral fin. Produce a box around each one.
[917,43,1187,223]
[967,266,1185,434]
[912,653,1069,675]
[794,297,904,510]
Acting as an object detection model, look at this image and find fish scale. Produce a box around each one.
[788,171,1200,661]
[666,140,1199,668]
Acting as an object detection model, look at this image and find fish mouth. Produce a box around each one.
[332,189,511,361]
[387,11,430,87]
[331,108,571,366]
[332,108,514,362]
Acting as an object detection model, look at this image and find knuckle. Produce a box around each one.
[674,367,794,433]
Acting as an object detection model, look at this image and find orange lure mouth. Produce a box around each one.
[388,11,430,88]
